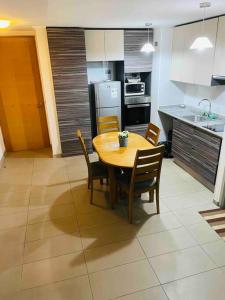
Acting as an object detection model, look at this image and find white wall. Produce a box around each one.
[33,27,62,156]
[151,27,186,140]
[183,84,225,115]
[0,127,5,162]
[87,61,116,83]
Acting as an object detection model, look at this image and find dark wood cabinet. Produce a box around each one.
[47,27,92,157]
[124,29,153,73]
[125,124,148,137]
[172,119,222,190]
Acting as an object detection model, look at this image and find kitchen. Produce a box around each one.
[1,1,225,299]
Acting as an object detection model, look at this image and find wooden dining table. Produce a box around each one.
[92,132,154,206]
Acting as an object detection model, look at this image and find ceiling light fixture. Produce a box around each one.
[190,2,213,50]
[0,20,11,28]
[141,23,155,53]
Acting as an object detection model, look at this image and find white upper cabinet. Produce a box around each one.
[170,18,218,86]
[194,18,218,86]
[85,30,105,61]
[170,26,185,82]
[85,30,124,62]
[213,16,225,76]
[104,30,124,61]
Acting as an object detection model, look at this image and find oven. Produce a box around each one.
[125,96,151,126]
[124,82,145,96]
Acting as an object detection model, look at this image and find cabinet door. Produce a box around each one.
[105,30,124,61]
[85,30,105,61]
[182,22,200,84]
[194,18,218,86]
[170,26,185,82]
[213,16,225,76]
[124,29,153,73]
[170,19,218,86]
[172,119,194,166]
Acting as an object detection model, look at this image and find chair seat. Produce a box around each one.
[91,161,108,178]
[117,171,156,191]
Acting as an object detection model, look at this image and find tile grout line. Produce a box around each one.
[21,156,35,282]
[67,169,95,300]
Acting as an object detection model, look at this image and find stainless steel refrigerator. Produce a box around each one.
[94,81,121,133]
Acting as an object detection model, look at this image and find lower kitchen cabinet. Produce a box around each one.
[125,124,148,137]
[172,119,222,190]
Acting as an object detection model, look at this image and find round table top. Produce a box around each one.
[92,132,154,168]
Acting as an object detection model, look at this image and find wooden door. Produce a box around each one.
[0,36,50,151]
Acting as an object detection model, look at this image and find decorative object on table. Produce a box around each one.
[118,131,129,147]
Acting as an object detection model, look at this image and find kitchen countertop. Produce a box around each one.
[158,105,225,139]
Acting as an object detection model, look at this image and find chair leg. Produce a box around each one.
[100,178,103,185]
[128,192,133,224]
[149,190,154,203]
[88,176,90,189]
[156,187,160,214]
[90,180,93,205]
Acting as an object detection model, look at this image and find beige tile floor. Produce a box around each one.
[0,149,225,299]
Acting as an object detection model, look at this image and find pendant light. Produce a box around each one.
[0,20,10,28]
[141,23,155,53]
[190,2,213,50]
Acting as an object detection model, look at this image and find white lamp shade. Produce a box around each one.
[140,42,155,53]
[190,36,213,50]
[0,20,10,28]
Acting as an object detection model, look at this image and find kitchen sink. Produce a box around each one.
[202,123,225,133]
[183,115,208,122]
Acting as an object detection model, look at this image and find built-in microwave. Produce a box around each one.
[124,82,145,96]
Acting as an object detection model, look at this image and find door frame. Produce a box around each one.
[0,28,61,156]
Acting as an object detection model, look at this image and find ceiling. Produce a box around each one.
[1,0,225,29]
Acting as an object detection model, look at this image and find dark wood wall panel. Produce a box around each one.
[47,27,91,156]
[124,29,153,73]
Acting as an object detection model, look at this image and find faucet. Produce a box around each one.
[198,98,212,117]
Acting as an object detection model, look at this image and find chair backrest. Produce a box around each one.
[97,115,120,134]
[145,123,160,146]
[76,129,91,171]
[130,145,165,192]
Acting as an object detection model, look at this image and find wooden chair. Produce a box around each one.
[97,115,120,134]
[76,129,108,204]
[145,123,160,146]
[117,145,165,223]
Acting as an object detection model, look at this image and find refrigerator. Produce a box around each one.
[94,81,121,133]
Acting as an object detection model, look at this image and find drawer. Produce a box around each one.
[172,130,192,149]
[191,149,218,173]
[192,128,221,165]
[194,127,221,149]
[172,144,192,167]
[191,156,216,185]
[173,119,194,136]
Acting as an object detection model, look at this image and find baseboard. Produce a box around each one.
[0,151,6,168]
[53,153,62,158]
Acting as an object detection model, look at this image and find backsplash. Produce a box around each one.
[87,61,116,83]
[183,84,225,116]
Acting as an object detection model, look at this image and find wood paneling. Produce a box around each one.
[47,27,92,156]
[124,29,153,73]
[0,37,50,151]
[172,118,222,187]
[125,124,148,137]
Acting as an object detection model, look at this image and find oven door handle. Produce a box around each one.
[127,103,150,108]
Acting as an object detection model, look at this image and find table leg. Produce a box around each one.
[108,166,117,208]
